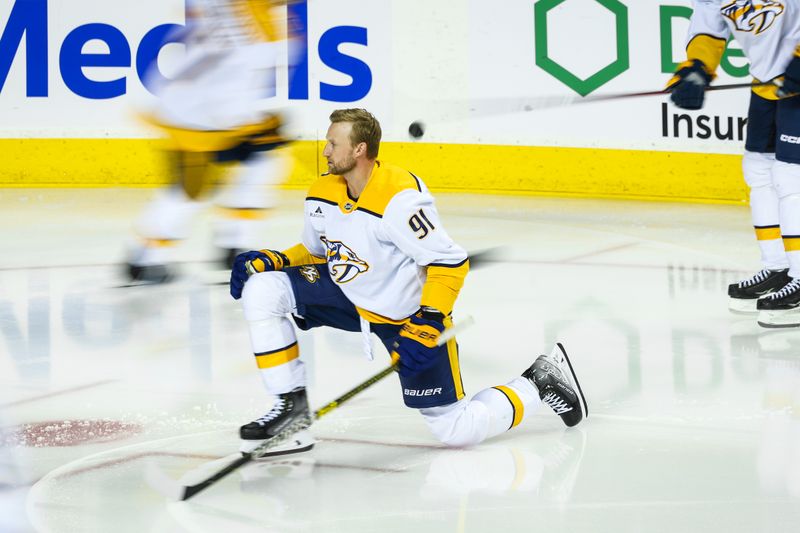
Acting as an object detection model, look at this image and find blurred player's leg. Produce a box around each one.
[126,153,211,283]
[213,149,289,268]
[127,0,297,283]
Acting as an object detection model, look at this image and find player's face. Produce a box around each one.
[323,122,358,176]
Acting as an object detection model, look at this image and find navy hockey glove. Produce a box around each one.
[229,249,288,300]
[668,60,712,110]
[777,51,800,99]
[393,308,446,377]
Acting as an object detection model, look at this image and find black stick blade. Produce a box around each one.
[468,247,504,270]
[144,454,253,501]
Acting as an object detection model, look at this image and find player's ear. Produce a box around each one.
[354,141,367,158]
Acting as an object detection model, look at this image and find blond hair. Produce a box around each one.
[329,108,381,159]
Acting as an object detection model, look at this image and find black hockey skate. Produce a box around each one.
[728,269,790,313]
[523,343,587,428]
[221,248,245,270]
[125,263,174,285]
[240,388,314,457]
[757,277,800,328]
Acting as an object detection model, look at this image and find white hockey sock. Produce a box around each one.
[131,188,205,265]
[773,160,800,278]
[241,272,304,394]
[744,151,787,270]
[213,210,269,250]
[471,376,541,440]
[248,316,305,394]
[779,193,800,278]
[751,184,788,270]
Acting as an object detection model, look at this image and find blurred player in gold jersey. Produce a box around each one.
[125,0,302,283]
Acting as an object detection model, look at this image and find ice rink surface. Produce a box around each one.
[2,188,800,533]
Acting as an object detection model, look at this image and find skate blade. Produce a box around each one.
[240,430,315,458]
[551,343,588,422]
[757,309,800,328]
[728,297,758,314]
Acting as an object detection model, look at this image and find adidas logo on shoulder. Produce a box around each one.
[310,206,324,218]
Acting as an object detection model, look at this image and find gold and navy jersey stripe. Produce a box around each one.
[306,161,422,217]
[254,342,299,369]
[755,224,782,241]
[281,242,326,267]
[142,113,285,152]
[356,307,406,325]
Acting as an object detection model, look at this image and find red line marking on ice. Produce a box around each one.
[0,380,117,409]
[497,258,746,274]
[52,450,406,482]
[318,437,445,450]
[54,451,223,480]
[315,462,405,474]
[559,241,641,263]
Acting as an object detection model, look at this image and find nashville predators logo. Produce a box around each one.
[720,0,784,35]
[320,237,369,283]
[299,265,320,284]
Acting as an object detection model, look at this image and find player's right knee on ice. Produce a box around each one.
[743,151,775,189]
[420,400,491,448]
[241,271,295,321]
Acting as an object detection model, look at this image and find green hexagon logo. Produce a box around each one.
[534,0,629,96]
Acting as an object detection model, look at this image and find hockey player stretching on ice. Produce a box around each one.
[228,109,587,454]
[668,0,800,327]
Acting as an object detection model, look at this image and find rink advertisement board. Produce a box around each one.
[0,0,391,137]
[0,0,751,202]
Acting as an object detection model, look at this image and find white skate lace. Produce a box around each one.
[765,277,800,300]
[542,391,572,415]
[739,269,771,288]
[254,398,286,425]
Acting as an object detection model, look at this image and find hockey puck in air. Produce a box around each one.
[408,121,425,139]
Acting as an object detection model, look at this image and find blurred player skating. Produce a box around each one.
[125,0,302,283]
[228,109,588,456]
[667,1,800,327]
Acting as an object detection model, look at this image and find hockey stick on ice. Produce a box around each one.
[145,315,475,501]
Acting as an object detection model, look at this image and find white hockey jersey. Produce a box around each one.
[300,162,468,322]
[144,0,294,131]
[687,1,800,81]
